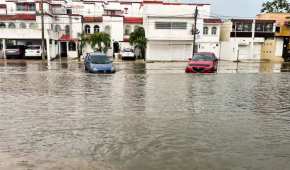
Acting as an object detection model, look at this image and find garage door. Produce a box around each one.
[238,45,249,60]
[147,43,191,61]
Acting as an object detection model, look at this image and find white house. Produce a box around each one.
[0,0,217,61]
[198,18,222,58]
[143,2,211,61]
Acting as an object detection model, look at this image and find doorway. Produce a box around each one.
[60,42,67,57]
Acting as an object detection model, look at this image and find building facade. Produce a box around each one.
[0,0,217,61]
[220,19,276,61]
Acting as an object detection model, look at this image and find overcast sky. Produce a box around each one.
[193,0,265,17]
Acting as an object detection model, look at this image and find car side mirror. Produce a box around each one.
[188,58,192,61]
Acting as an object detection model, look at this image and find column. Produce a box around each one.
[2,39,6,59]
[46,38,51,61]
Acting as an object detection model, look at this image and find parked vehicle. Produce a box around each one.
[120,48,135,60]
[25,45,43,58]
[84,53,115,73]
[185,52,218,73]
[5,45,26,59]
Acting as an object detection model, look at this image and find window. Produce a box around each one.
[172,22,187,29]
[243,24,252,32]
[104,25,111,35]
[20,22,27,29]
[65,25,70,35]
[29,23,37,29]
[255,23,262,32]
[55,25,61,32]
[94,25,99,33]
[124,25,131,35]
[68,41,76,51]
[8,23,15,29]
[0,22,5,28]
[84,25,90,34]
[212,27,217,35]
[265,24,273,32]
[203,27,208,35]
[155,22,171,29]
[16,3,35,11]
[155,22,187,30]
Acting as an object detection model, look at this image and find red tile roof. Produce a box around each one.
[83,16,103,23]
[0,14,36,20]
[204,18,222,24]
[124,17,143,24]
[59,35,78,41]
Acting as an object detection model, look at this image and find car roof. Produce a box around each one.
[194,52,215,56]
[89,52,106,56]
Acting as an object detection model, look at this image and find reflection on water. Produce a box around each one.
[1,59,290,170]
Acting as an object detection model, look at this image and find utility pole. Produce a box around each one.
[41,0,45,61]
[192,6,198,54]
[250,19,256,59]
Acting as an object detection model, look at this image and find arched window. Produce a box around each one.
[20,22,27,29]
[104,25,111,35]
[8,23,16,29]
[212,27,217,35]
[94,25,100,33]
[29,23,38,29]
[203,27,208,35]
[84,25,90,34]
[65,25,70,35]
[55,25,61,32]
[0,22,6,28]
[124,25,131,35]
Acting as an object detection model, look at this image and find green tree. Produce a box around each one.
[80,32,111,54]
[129,27,147,59]
[261,0,290,13]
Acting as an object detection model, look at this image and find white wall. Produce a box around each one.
[275,37,283,57]
[220,38,264,61]
[198,42,220,58]
[103,16,124,41]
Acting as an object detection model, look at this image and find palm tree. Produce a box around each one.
[129,27,147,59]
[80,32,111,54]
[89,32,111,53]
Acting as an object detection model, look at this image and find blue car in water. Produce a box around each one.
[84,53,116,73]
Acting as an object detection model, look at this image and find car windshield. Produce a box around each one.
[192,54,215,61]
[90,55,111,64]
[27,46,40,50]
[123,48,133,52]
[7,46,19,49]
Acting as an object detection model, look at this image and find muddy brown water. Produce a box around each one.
[0,59,290,170]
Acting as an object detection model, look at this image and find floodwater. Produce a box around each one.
[1,59,290,170]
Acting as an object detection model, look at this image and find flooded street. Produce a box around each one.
[1,59,290,170]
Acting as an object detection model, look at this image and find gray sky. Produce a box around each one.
[194,0,265,18]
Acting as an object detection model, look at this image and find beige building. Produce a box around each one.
[257,13,290,62]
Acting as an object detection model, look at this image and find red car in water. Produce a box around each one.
[185,52,218,73]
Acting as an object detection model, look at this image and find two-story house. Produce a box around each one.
[220,19,276,61]
[143,2,210,61]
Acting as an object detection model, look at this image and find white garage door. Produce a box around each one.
[238,45,249,60]
[147,43,192,61]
